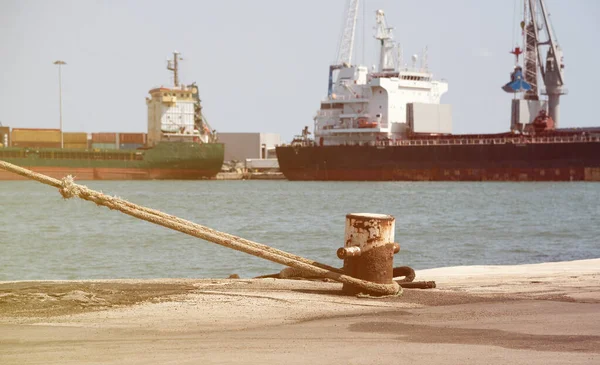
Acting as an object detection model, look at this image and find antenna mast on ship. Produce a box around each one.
[167,51,181,87]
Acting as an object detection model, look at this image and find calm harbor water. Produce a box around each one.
[1,180,599,281]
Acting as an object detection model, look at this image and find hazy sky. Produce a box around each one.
[1,0,599,141]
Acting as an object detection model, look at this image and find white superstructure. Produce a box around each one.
[147,85,198,141]
[314,8,450,146]
[146,52,215,146]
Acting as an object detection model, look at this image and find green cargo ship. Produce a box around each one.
[0,142,224,180]
[0,51,224,180]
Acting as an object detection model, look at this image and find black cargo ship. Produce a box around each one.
[276,1,600,182]
[276,131,600,181]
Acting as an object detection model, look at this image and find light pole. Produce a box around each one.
[53,60,66,148]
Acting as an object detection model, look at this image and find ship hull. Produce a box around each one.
[276,142,600,182]
[0,167,222,180]
[0,142,224,181]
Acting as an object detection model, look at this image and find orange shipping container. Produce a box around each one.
[12,128,61,143]
[91,133,117,143]
[119,133,145,144]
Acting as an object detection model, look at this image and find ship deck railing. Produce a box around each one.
[323,94,370,102]
[394,136,600,146]
[384,135,600,147]
[0,148,145,161]
[284,135,600,148]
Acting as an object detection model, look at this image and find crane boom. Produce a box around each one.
[375,9,396,72]
[537,0,565,85]
[335,0,359,66]
[535,0,565,127]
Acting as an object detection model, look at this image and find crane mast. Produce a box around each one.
[375,9,396,72]
[537,0,565,127]
[522,1,539,100]
[335,0,360,66]
[523,0,566,126]
[328,0,360,97]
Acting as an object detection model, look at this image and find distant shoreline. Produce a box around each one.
[215,171,286,180]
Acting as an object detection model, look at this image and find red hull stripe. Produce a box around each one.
[0,167,219,181]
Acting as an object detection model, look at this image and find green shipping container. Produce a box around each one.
[91,143,117,150]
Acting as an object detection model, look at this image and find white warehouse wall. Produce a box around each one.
[219,132,281,161]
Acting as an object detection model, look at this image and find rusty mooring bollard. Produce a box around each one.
[338,213,400,295]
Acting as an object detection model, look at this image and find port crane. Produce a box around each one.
[335,0,359,66]
[374,9,396,72]
[327,0,360,97]
[504,0,566,127]
[327,0,400,96]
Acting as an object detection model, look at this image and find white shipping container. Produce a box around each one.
[408,103,452,134]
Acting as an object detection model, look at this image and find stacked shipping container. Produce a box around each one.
[119,133,145,150]
[63,132,88,149]
[1,128,147,150]
[0,126,9,147]
[11,129,62,148]
[91,133,146,150]
[91,133,117,150]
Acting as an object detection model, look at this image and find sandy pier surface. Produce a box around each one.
[1,259,599,364]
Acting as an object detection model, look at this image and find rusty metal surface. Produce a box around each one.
[398,281,436,289]
[344,213,395,253]
[283,166,597,181]
[345,213,395,221]
[337,246,361,259]
[276,142,600,181]
[392,266,415,283]
[342,243,396,294]
[340,213,399,295]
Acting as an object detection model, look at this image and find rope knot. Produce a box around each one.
[59,175,80,199]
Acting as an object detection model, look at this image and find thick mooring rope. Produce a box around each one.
[0,160,401,296]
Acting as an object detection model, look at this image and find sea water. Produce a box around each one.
[1,180,599,280]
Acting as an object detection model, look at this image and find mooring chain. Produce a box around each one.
[0,160,401,296]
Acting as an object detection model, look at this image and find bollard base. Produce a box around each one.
[342,243,396,295]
